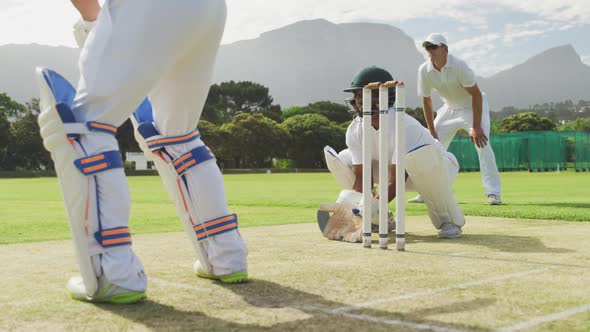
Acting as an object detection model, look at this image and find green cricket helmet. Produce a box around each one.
[344,66,394,92]
[344,66,396,109]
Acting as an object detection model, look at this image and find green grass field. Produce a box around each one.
[0,171,589,244]
[2,172,590,331]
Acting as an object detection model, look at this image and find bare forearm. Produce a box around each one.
[352,165,363,193]
[387,181,396,202]
[71,0,101,21]
[465,85,487,147]
[422,97,437,137]
[471,92,483,128]
[387,164,397,202]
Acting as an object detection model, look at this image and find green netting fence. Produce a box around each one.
[447,131,590,172]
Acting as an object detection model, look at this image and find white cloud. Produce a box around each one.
[502,18,582,43]
[0,0,587,77]
[496,0,590,23]
[223,0,498,44]
[455,36,506,77]
[582,55,590,66]
[0,0,78,47]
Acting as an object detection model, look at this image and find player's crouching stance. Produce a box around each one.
[318,66,465,242]
[37,0,246,304]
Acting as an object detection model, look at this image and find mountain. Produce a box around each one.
[479,45,590,108]
[1,20,589,110]
[213,19,424,107]
[0,44,79,102]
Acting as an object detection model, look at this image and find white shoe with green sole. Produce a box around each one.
[193,261,248,283]
[67,275,146,304]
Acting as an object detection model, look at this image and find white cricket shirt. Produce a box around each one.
[346,111,437,165]
[417,54,476,109]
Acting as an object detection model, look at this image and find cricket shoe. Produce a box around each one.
[194,261,248,284]
[408,195,424,203]
[438,223,462,239]
[67,275,146,304]
[488,194,502,205]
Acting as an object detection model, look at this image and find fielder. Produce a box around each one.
[319,66,465,241]
[409,33,502,205]
[36,0,247,304]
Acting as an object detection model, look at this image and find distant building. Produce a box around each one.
[126,152,153,170]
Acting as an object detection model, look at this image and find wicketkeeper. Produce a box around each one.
[36,0,247,304]
[318,66,465,241]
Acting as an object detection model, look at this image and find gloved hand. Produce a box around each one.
[355,195,396,232]
[317,202,362,242]
[73,19,96,48]
[334,190,395,233]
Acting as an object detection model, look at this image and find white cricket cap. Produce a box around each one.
[422,33,447,47]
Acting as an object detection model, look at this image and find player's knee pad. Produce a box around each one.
[324,146,355,190]
[37,68,132,296]
[131,102,238,273]
[405,145,464,229]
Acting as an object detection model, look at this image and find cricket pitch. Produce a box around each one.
[1,216,589,331]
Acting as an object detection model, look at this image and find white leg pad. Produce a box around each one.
[132,105,246,276]
[37,68,133,296]
[405,144,465,229]
[324,146,355,190]
[130,114,215,274]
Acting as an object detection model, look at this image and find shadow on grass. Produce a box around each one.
[474,201,590,211]
[96,279,494,331]
[511,202,590,209]
[403,233,573,253]
[220,279,493,331]
[96,299,251,332]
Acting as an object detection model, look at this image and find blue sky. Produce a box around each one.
[0,0,588,77]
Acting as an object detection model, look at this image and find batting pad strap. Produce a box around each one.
[194,214,238,241]
[74,150,124,175]
[56,103,118,139]
[145,128,201,150]
[94,227,132,248]
[86,121,117,135]
[173,145,216,176]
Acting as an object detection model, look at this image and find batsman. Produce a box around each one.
[318,66,465,242]
[36,0,247,304]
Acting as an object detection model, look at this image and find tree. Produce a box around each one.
[490,118,501,134]
[8,98,51,170]
[0,105,10,170]
[0,94,26,169]
[116,119,140,161]
[0,93,26,118]
[283,101,351,124]
[201,84,225,124]
[202,81,280,124]
[198,119,232,168]
[221,113,290,168]
[281,114,345,168]
[558,118,590,133]
[497,112,556,133]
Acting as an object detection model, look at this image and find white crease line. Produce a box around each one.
[303,305,473,332]
[332,267,553,313]
[496,303,590,332]
[148,276,473,332]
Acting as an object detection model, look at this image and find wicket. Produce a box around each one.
[361,83,406,250]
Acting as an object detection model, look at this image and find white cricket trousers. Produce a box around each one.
[434,94,502,197]
[71,0,246,290]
